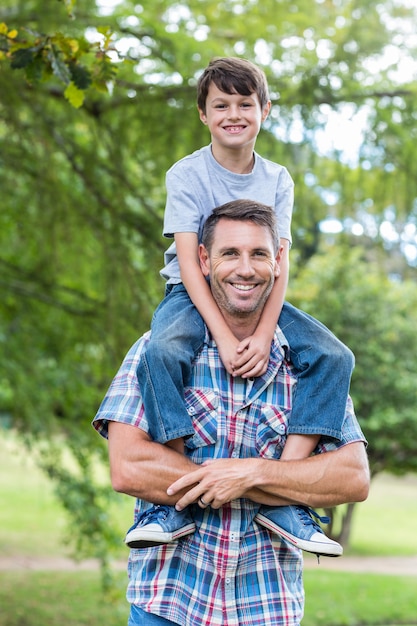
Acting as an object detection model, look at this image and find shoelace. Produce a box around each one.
[138,504,169,525]
[297,506,330,529]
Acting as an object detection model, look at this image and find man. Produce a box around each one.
[93,199,369,626]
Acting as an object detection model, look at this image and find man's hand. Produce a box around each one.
[167,458,258,510]
[168,442,370,512]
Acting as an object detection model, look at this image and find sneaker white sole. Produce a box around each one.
[255,513,343,557]
[125,522,196,548]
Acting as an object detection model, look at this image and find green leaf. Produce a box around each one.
[59,0,76,18]
[10,47,35,69]
[69,62,91,90]
[64,81,85,108]
[25,54,44,82]
[48,44,71,84]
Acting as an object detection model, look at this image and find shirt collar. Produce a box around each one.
[204,325,289,404]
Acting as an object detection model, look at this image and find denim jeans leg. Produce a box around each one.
[136,284,205,443]
[279,302,355,441]
[128,605,176,625]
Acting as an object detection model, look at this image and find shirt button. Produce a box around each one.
[231,451,239,458]
[187,406,196,415]
[278,424,286,434]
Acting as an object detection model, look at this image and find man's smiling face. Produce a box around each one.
[200,218,280,321]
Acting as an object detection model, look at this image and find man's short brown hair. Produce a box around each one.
[202,199,279,253]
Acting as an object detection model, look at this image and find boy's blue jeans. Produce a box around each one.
[128,605,175,624]
[136,283,354,444]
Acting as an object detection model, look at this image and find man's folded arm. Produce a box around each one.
[107,421,197,504]
[247,442,370,508]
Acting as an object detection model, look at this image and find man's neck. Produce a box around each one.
[211,144,255,174]
[223,313,261,342]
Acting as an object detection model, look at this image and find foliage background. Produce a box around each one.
[1,0,416,563]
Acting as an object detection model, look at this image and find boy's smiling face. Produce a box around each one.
[198,83,270,153]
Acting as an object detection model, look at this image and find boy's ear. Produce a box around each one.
[198,106,208,125]
[262,100,271,122]
[199,244,210,276]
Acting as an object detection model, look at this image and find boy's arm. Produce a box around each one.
[175,232,240,374]
[233,239,290,378]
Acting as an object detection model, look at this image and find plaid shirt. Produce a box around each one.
[94,328,366,626]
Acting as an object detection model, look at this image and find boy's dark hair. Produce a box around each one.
[202,199,279,252]
[197,57,270,113]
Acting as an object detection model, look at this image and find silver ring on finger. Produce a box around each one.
[199,496,209,507]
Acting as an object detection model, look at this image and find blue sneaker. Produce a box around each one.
[125,505,196,548]
[255,505,343,557]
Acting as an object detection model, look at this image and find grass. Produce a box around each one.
[0,431,133,559]
[349,472,417,556]
[0,436,68,557]
[0,569,415,626]
[0,570,128,626]
[303,571,417,626]
[1,429,416,626]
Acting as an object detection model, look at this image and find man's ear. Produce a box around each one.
[274,245,283,278]
[199,244,210,276]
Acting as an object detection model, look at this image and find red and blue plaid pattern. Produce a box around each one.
[94,328,365,625]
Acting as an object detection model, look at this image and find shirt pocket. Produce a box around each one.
[255,405,289,459]
[184,388,219,450]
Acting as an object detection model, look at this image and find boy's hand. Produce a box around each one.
[231,334,271,378]
[216,335,241,376]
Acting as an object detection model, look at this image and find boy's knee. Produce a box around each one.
[325,340,355,372]
[146,338,190,362]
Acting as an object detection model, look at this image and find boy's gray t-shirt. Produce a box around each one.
[161,144,294,283]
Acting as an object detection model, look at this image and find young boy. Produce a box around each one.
[125,57,354,556]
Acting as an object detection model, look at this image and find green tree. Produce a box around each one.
[288,245,417,545]
[1,0,416,558]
